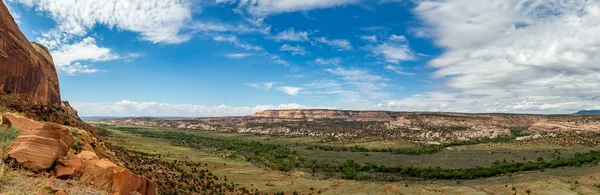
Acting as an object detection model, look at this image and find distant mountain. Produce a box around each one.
[575,110,600,115]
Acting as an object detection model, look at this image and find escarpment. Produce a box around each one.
[0,1,61,106]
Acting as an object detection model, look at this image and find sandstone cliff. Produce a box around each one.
[0,1,61,105]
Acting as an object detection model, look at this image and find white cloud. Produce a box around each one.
[360,35,377,42]
[387,0,600,113]
[213,35,263,51]
[190,21,271,35]
[314,37,353,51]
[220,0,360,16]
[280,44,306,55]
[273,28,309,42]
[384,64,414,75]
[325,67,390,104]
[52,37,119,66]
[270,55,290,66]
[315,57,341,65]
[48,37,140,75]
[373,34,415,64]
[246,82,276,90]
[277,86,302,96]
[58,62,101,75]
[11,0,195,44]
[224,53,254,58]
[71,100,314,117]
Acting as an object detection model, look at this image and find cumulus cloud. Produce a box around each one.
[48,37,139,75]
[11,0,195,44]
[314,37,353,51]
[58,62,101,75]
[219,0,360,16]
[8,0,209,74]
[280,44,307,55]
[277,86,302,96]
[382,0,600,113]
[52,37,119,65]
[273,28,309,42]
[71,100,315,117]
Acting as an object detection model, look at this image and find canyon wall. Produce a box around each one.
[0,1,61,105]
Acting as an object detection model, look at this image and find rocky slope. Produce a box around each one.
[0,1,61,106]
[2,113,157,194]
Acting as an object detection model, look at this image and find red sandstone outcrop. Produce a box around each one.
[0,1,61,105]
[80,158,157,195]
[4,123,74,171]
[55,154,84,179]
[1,113,44,132]
[1,113,157,194]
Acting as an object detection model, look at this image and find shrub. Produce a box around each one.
[0,125,20,150]
[72,141,84,153]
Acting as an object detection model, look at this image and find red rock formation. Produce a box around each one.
[0,1,61,105]
[4,123,74,172]
[80,158,157,195]
[55,155,84,179]
[77,150,99,160]
[1,113,44,132]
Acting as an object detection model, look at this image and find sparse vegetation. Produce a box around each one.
[306,137,514,155]
[0,125,19,150]
[109,126,600,181]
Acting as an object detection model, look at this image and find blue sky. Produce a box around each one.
[5,0,600,116]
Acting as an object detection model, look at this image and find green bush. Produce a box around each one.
[0,125,20,150]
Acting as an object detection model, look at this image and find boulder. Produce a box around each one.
[1,113,43,133]
[80,158,156,195]
[55,155,83,179]
[77,150,99,160]
[0,1,61,106]
[4,123,74,171]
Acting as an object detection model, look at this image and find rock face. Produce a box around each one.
[0,1,61,105]
[4,123,74,171]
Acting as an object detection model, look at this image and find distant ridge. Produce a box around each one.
[575,110,600,115]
